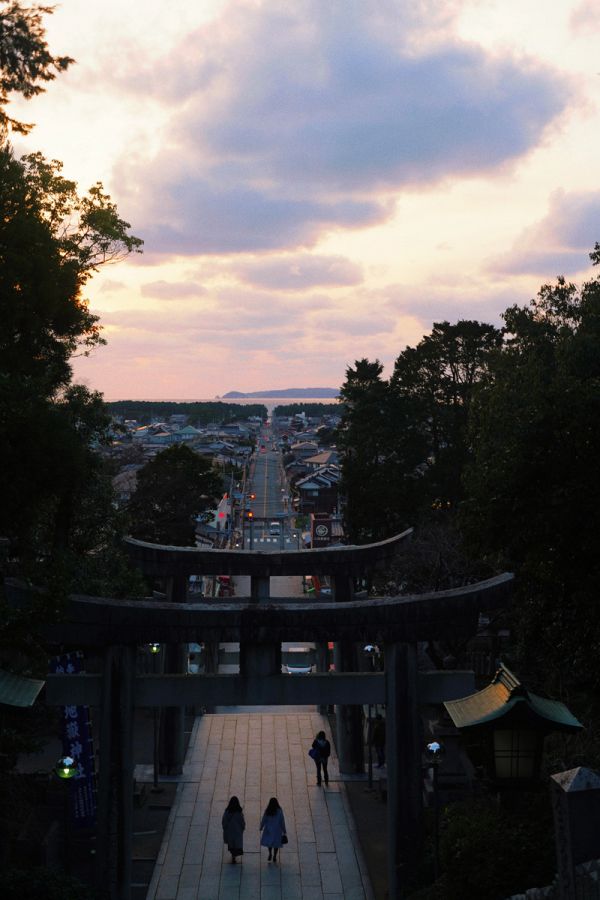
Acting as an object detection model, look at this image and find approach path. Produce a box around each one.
[146,709,372,900]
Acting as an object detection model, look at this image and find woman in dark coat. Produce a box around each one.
[311,730,331,786]
[222,796,245,863]
[260,797,287,863]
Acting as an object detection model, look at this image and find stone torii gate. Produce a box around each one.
[43,531,513,900]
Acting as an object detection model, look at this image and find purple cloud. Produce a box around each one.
[489,190,600,276]
[232,254,363,291]
[366,281,514,330]
[312,309,396,336]
[113,2,572,256]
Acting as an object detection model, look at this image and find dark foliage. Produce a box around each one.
[106,400,267,425]
[462,250,600,692]
[0,2,73,137]
[272,402,344,418]
[1,866,98,900]
[127,444,222,545]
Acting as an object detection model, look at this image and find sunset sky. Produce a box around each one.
[11,0,600,398]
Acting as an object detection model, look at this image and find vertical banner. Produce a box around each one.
[311,516,332,547]
[49,652,98,829]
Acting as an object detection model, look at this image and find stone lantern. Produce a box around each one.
[444,664,583,785]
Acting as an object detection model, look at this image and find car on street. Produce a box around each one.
[282,647,315,674]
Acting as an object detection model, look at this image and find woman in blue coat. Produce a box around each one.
[260,797,287,863]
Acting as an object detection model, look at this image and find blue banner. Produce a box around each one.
[49,652,97,829]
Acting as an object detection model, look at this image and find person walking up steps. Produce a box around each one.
[222,796,245,864]
[260,797,287,863]
[310,730,331,786]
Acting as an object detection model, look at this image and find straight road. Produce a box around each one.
[243,426,297,550]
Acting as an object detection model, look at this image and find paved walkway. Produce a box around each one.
[145,710,373,900]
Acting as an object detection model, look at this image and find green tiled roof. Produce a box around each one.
[444,664,582,734]
[0,669,45,707]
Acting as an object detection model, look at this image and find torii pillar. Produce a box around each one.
[386,641,423,899]
[333,573,365,774]
[159,575,187,774]
[240,573,282,686]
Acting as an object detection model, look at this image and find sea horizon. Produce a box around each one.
[104,396,340,404]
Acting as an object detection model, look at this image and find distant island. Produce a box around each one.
[222,387,339,399]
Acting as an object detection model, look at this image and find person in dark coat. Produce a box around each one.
[260,797,287,863]
[311,730,331,786]
[222,796,245,863]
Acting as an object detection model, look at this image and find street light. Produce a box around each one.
[424,740,445,882]
[55,755,77,780]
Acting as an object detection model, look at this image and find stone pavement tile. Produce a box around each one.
[238,852,261,900]
[301,891,325,900]
[261,860,282,885]
[318,852,344,894]
[279,870,303,899]
[314,826,335,853]
[179,783,199,801]
[178,863,201,888]
[190,805,210,828]
[200,851,222,877]
[238,877,262,900]
[279,848,300,874]
[323,895,345,900]
[163,848,186,876]
[175,888,197,900]
[295,826,317,843]
[176,800,196,819]
[298,841,321,886]
[219,861,242,894]
[260,886,284,900]
[171,814,192,835]
[155,871,179,900]
[196,874,220,900]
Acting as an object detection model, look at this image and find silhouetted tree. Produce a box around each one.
[391,319,502,510]
[0,2,73,138]
[128,445,223,546]
[463,248,600,690]
[338,359,426,542]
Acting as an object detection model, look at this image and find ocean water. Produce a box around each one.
[107,396,341,411]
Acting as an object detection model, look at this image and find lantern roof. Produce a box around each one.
[0,668,45,707]
[444,663,583,734]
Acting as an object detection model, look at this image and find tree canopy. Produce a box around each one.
[0,12,142,583]
[338,251,600,694]
[0,2,73,138]
[1,145,143,564]
[338,359,427,543]
[462,249,600,690]
[338,321,502,544]
[127,445,223,546]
